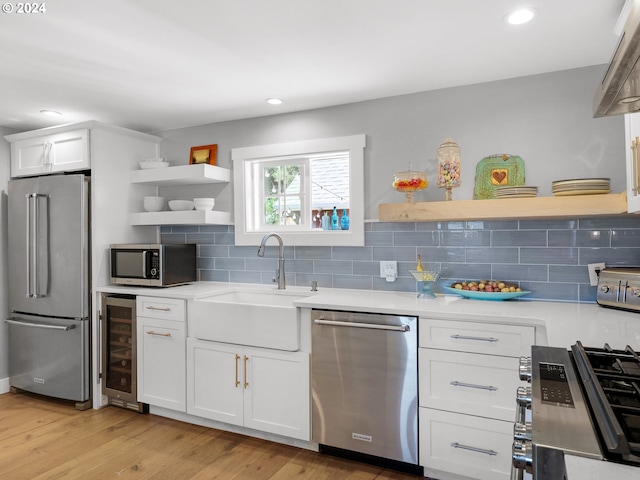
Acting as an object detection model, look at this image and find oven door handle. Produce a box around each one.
[5,318,75,331]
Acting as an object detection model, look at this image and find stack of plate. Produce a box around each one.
[552,178,610,196]
[494,186,538,198]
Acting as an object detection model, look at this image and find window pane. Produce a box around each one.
[311,152,350,216]
[264,166,282,194]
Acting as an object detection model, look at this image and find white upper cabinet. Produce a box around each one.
[625,113,640,212]
[10,129,90,177]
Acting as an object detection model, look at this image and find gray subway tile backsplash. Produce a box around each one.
[161,216,640,303]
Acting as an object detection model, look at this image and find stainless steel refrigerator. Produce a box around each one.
[6,174,90,404]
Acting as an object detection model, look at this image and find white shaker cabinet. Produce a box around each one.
[136,296,186,412]
[10,128,90,177]
[625,112,640,212]
[419,318,534,480]
[186,337,310,440]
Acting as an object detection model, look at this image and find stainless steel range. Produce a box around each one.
[512,267,640,478]
[512,342,640,478]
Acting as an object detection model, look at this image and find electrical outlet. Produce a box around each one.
[379,261,397,280]
[588,262,606,286]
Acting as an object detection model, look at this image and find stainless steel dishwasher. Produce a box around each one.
[311,309,419,469]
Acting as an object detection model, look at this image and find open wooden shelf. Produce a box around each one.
[378,191,630,222]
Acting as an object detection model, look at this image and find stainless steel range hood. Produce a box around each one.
[594,0,640,118]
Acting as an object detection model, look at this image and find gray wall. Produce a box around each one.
[158,65,636,303]
[158,65,625,218]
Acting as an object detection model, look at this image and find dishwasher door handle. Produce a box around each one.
[314,319,409,332]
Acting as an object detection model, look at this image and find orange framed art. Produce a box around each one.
[189,144,218,165]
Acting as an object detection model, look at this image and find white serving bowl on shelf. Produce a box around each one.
[193,198,215,211]
[143,196,165,212]
[139,160,170,169]
[168,200,194,211]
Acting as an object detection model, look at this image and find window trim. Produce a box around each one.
[232,134,365,246]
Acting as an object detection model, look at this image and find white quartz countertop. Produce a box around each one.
[96,282,640,349]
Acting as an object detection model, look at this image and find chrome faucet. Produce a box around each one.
[257,232,286,289]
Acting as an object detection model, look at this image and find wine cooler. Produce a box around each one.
[100,294,148,413]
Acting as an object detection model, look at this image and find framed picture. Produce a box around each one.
[189,144,218,165]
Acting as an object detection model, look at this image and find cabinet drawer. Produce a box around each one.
[136,296,185,322]
[420,318,534,357]
[419,407,513,480]
[419,348,522,421]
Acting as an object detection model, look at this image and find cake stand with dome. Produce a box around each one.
[393,164,428,203]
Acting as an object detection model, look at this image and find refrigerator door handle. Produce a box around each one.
[5,318,76,331]
[26,193,49,298]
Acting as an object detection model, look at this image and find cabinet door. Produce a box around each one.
[11,129,89,177]
[419,349,522,421]
[137,317,186,411]
[625,113,640,212]
[419,408,513,480]
[243,347,310,440]
[186,338,243,425]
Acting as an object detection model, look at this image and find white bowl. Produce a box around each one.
[168,200,194,211]
[139,161,170,169]
[193,198,215,211]
[143,196,165,212]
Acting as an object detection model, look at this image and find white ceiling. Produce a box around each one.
[0,0,626,134]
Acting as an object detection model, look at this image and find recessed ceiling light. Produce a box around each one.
[505,8,535,25]
[266,98,283,105]
[40,109,63,117]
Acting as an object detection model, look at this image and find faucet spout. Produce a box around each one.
[257,233,286,289]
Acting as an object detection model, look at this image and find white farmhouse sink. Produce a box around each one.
[190,288,312,351]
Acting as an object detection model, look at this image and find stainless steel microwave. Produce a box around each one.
[110,244,197,287]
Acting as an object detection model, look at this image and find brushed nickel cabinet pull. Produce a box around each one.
[450,380,498,391]
[450,334,499,342]
[450,442,498,456]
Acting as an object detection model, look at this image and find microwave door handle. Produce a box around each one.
[142,250,151,278]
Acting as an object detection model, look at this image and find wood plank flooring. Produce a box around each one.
[0,392,424,480]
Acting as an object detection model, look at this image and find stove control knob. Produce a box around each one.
[518,356,532,382]
[514,422,532,441]
[512,439,533,473]
[632,288,640,297]
[516,386,532,407]
[600,284,610,293]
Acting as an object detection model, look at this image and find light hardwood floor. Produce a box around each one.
[0,392,424,479]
